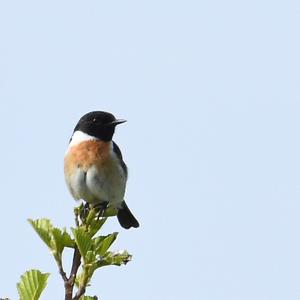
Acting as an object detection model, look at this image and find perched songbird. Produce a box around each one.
[64,111,139,229]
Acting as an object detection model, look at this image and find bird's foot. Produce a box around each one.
[80,202,90,221]
[94,201,109,219]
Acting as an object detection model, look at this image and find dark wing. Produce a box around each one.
[113,141,128,179]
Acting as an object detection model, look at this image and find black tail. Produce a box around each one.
[117,201,139,229]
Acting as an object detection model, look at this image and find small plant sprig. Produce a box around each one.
[12,204,132,300]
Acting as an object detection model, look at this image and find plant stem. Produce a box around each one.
[63,246,82,299]
[62,206,83,299]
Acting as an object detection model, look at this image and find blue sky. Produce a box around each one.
[0,1,300,299]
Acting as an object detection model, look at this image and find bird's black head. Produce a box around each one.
[74,111,126,141]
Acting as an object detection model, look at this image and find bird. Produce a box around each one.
[64,111,139,229]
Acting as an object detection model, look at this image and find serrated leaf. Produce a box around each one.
[51,228,75,254]
[96,232,118,256]
[97,250,132,268]
[72,227,93,260]
[29,219,75,258]
[17,269,49,300]
[87,217,107,238]
[28,219,53,249]
[92,236,106,251]
[85,250,97,265]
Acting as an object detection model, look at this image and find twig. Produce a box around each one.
[57,258,68,282]
[54,256,72,300]
[65,247,82,300]
[70,247,81,280]
[63,208,83,299]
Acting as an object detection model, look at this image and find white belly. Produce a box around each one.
[66,157,126,208]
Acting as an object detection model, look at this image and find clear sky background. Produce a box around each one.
[0,1,300,299]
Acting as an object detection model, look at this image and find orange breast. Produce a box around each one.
[64,140,111,177]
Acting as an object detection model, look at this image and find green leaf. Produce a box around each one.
[17,269,49,300]
[72,227,93,260]
[29,219,75,259]
[85,208,98,225]
[97,250,132,268]
[28,219,52,249]
[51,227,75,254]
[87,217,107,238]
[83,296,98,300]
[74,203,84,216]
[85,250,97,265]
[96,232,118,256]
[92,235,106,251]
[75,265,94,289]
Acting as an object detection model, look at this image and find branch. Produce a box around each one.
[56,257,68,282]
[70,247,81,280]
[62,247,81,300]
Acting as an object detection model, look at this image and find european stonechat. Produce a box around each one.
[64,111,139,229]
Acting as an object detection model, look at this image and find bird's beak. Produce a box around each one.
[110,119,127,126]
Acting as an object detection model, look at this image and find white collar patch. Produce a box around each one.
[68,131,97,147]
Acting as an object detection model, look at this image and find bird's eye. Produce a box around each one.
[92,118,97,122]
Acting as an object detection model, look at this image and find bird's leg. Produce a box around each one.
[83,202,90,214]
[80,202,90,222]
[94,201,109,219]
